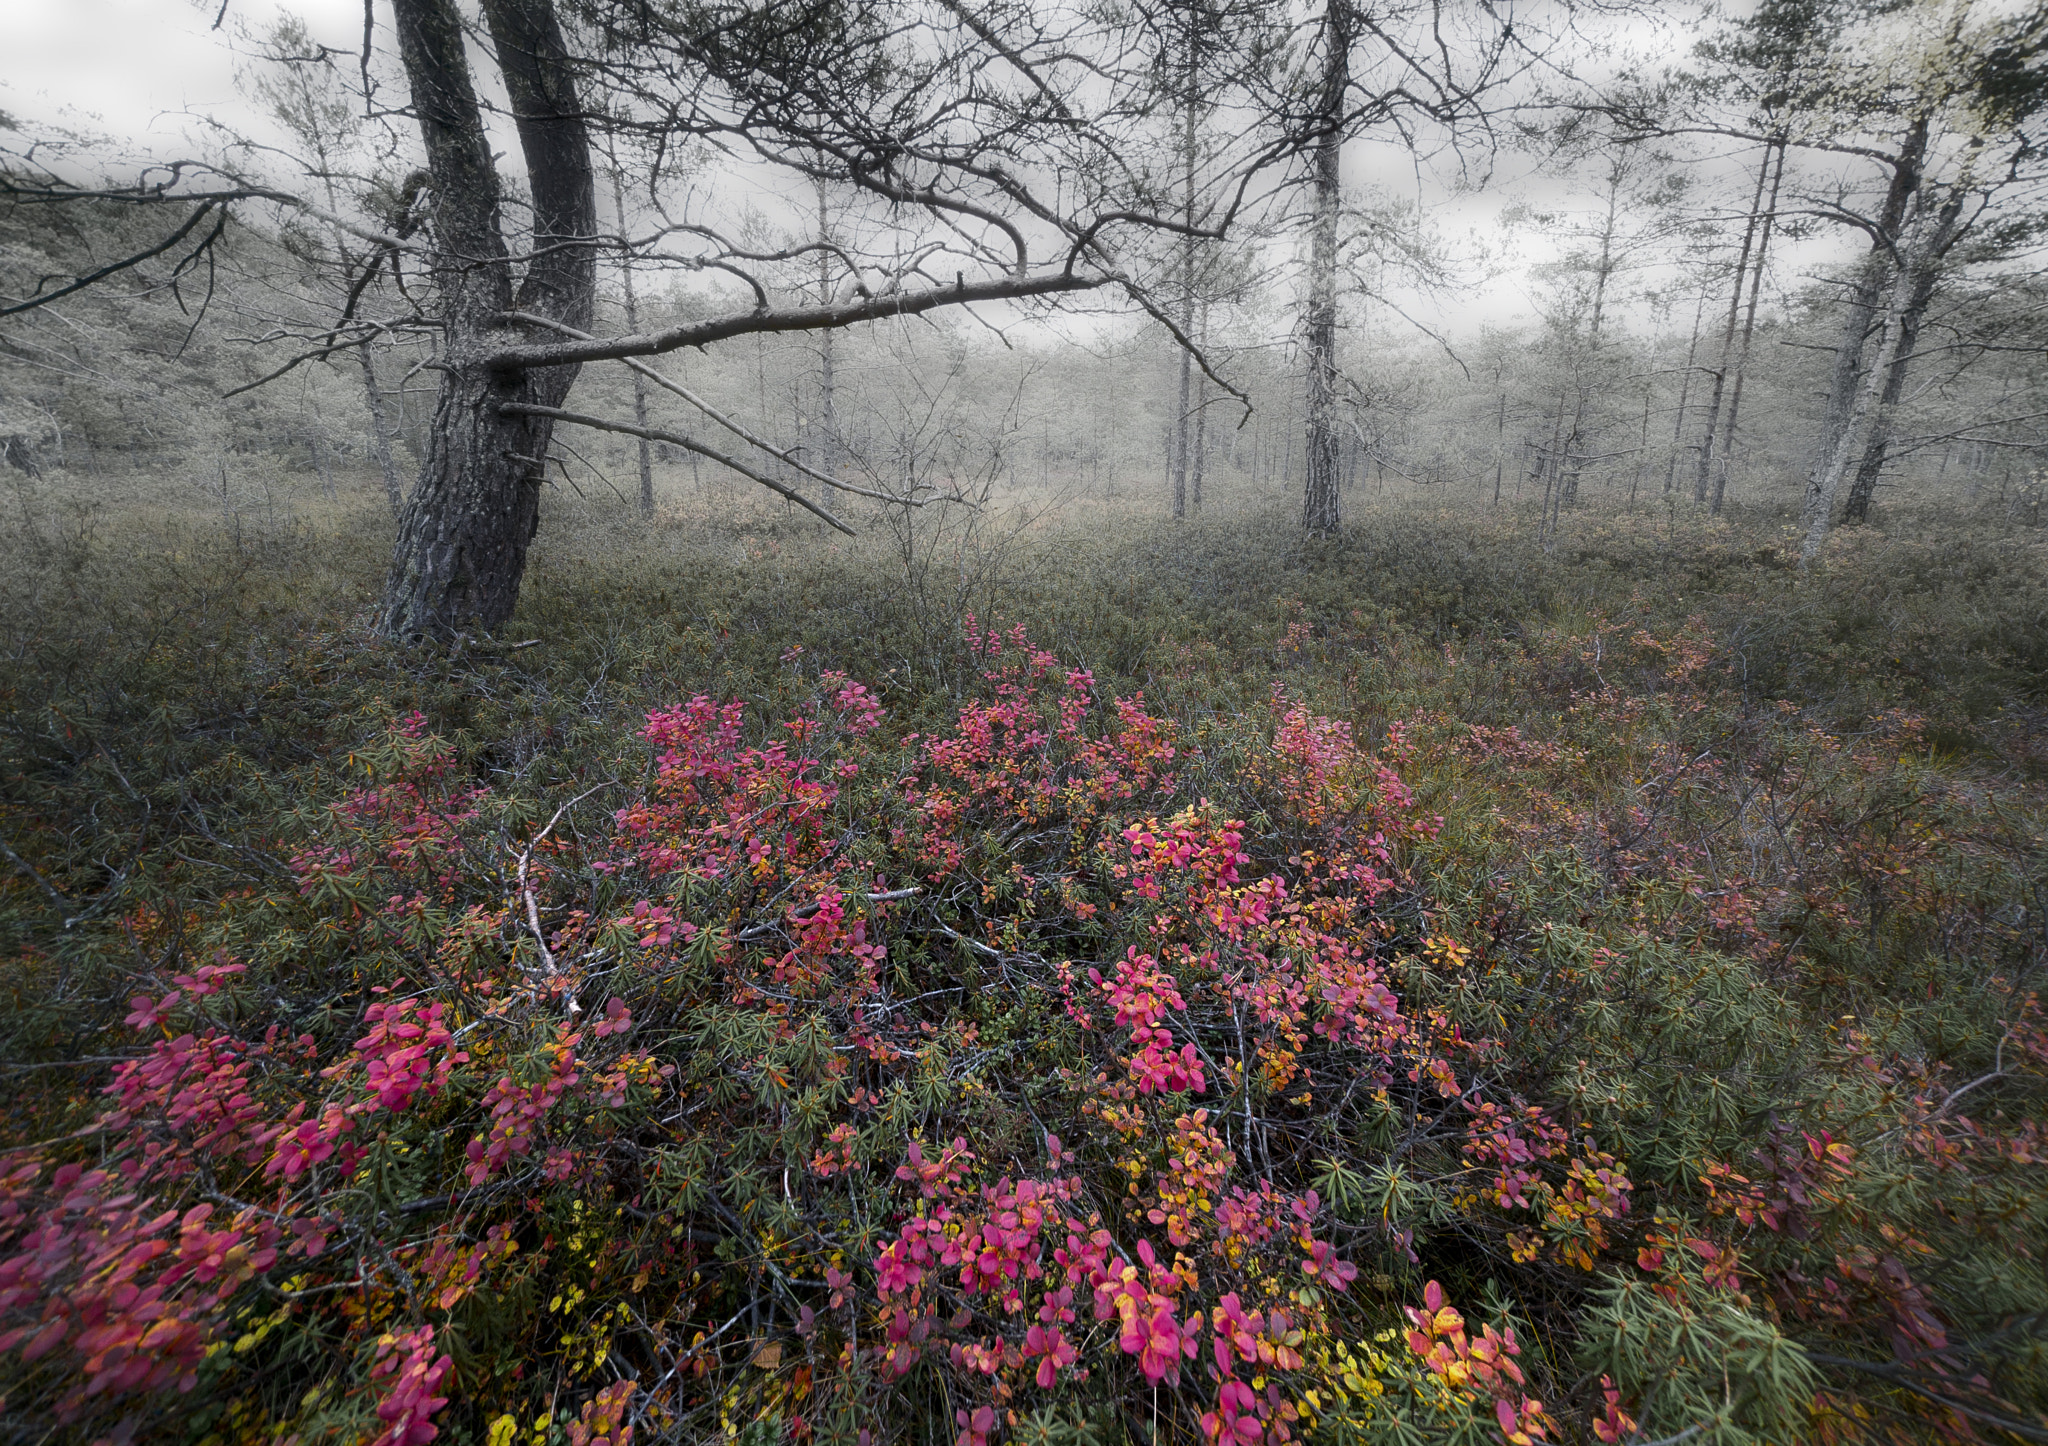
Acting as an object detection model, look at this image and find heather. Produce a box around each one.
[2,484,2046,1446]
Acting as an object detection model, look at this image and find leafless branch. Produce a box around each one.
[483,269,1105,371]
[499,402,856,535]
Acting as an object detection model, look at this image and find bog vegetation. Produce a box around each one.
[1,468,2045,1445]
[5,0,2048,1440]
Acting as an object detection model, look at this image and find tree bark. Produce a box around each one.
[1804,114,1928,532]
[1301,0,1348,535]
[358,350,406,518]
[1693,142,1774,505]
[376,0,595,640]
[1712,136,1785,515]
[613,171,654,519]
[1839,234,1945,524]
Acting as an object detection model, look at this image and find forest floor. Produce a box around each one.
[2,472,2046,1446]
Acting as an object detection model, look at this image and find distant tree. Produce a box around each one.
[1287,0,1534,535]
[3,0,1284,639]
[1794,0,2048,558]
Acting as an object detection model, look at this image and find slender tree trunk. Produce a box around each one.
[1632,385,1648,506]
[1171,354,1192,518]
[1169,30,1199,520]
[1538,401,1566,545]
[816,184,839,477]
[1492,387,1506,507]
[1560,164,1622,509]
[1666,276,1709,494]
[1191,300,1208,514]
[312,433,337,502]
[377,0,595,639]
[358,349,405,517]
[1712,137,1786,515]
[612,170,654,519]
[1694,142,1774,505]
[1301,0,1348,534]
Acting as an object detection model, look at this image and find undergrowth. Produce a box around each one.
[1,476,2045,1446]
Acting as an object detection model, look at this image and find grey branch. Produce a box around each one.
[499,402,855,536]
[482,269,1106,371]
[496,311,936,506]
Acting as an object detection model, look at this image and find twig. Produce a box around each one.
[0,836,67,914]
[512,786,606,1011]
[1807,1353,2048,1442]
[731,888,923,943]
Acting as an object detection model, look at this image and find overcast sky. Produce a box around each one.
[2,0,1867,344]
[5,0,363,146]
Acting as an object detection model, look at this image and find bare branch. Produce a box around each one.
[496,310,939,505]
[499,402,856,535]
[0,202,218,317]
[483,268,1106,370]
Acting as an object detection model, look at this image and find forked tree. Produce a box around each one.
[3,0,1303,639]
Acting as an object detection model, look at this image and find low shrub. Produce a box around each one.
[1,488,2043,1444]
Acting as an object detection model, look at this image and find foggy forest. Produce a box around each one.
[2,0,2046,1443]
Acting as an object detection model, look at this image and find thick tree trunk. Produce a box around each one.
[1801,217,1934,563]
[1840,242,1944,524]
[1301,0,1348,535]
[1805,115,1928,532]
[376,0,595,640]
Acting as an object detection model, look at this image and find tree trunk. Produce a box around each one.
[358,350,406,518]
[1665,276,1709,494]
[1693,142,1775,505]
[1840,223,1948,524]
[815,184,839,479]
[1492,386,1506,507]
[1712,137,1786,515]
[1171,350,1192,519]
[1805,114,1928,531]
[1169,30,1199,521]
[1301,0,1348,535]
[1801,207,1939,563]
[1191,300,1208,514]
[1558,170,1622,510]
[613,171,654,519]
[376,0,595,640]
